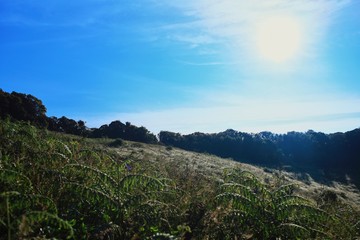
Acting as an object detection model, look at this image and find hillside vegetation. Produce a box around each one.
[1,89,359,190]
[0,89,157,143]
[1,119,359,239]
[159,129,360,187]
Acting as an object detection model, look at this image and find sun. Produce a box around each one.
[254,15,303,63]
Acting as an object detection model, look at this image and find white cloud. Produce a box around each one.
[169,34,216,48]
[161,0,350,60]
[70,0,359,135]
[86,95,360,134]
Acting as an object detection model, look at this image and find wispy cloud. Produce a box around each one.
[151,0,354,98]
[0,1,153,28]
[4,0,357,135]
[177,60,237,66]
[169,34,216,48]
[86,95,360,134]
[2,0,351,46]
[159,0,351,57]
[3,0,349,54]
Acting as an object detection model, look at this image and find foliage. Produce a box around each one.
[159,130,281,166]
[1,88,359,185]
[90,120,158,143]
[0,120,182,239]
[0,89,158,143]
[206,169,358,239]
[0,89,47,127]
[159,128,360,186]
[0,119,359,239]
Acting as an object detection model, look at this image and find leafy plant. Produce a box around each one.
[1,120,359,239]
[213,169,338,239]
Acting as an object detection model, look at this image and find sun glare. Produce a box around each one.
[255,15,303,63]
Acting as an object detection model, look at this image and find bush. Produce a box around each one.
[108,138,123,147]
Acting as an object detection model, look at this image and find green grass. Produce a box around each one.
[0,119,359,239]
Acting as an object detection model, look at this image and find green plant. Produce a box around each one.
[108,138,123,147]
[0,121,183,239]
[1,120,359,239]
[0,191,74,239]
[61,162,181,238]
[213,169,337,239]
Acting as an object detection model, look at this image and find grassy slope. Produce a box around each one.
[1,120,359,239]
[110,140,360,208]
[107,140,360,238]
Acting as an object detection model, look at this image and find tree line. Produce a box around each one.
[159,128,360,185]
[1,88,359,185]
[0,89,157,143]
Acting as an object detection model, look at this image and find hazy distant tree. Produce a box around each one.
[89,120,157,144]
[108,120,126,138]
[159,131,183,146]
[91,124,109,138]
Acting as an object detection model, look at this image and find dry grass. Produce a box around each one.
[111,141,360,208]
[1,120,358,238]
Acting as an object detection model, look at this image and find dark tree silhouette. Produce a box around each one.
[0,89,47,127]
[1,89,359,185]
[90,120,157,144]
[159,128,360,186]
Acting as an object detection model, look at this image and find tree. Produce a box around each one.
[0,90,47,127]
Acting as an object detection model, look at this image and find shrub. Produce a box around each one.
[108,138,123,147]
[210,169,345,239]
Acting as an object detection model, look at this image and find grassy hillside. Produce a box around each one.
[1,120,359,239]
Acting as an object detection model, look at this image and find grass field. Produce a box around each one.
[1,120,359,239]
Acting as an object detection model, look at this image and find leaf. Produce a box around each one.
[278,223,310,238]
[22,211,74,239]
[119,174,164,192]
[63,163,117,187]
[0,169,33,193]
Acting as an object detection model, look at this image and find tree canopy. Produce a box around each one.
[159,128,360,186]
[1,88,359,185]
[0,89,157,144]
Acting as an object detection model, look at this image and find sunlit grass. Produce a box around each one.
[0,119,359,239]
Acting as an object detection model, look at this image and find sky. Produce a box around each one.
[1,0,360,134]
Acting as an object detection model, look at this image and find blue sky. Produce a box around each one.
[1,0,360,134]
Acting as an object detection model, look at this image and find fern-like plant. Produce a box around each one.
[214,169,335,239]
[61,163,180,239]
[0,191,73,239]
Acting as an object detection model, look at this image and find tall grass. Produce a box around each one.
[0,120,183,239]
[0,119,359,239]
[205,168,358,239]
